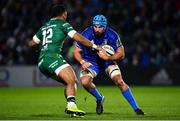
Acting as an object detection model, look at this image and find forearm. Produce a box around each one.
[108,53,125,61]
[108,48,125,61]
[73,46,86,65]
[74,51,84,64]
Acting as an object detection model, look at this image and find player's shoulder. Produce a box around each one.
[106,27,119,36]
[82,26,93,36]
[106,27,119,38]
[82,26,93,33]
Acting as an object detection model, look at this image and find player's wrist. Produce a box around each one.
[92,44,98,50]
[80,60,86,65]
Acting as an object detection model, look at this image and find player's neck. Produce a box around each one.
[53,16,66,21]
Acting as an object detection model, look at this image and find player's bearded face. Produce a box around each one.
[93,25,105,36]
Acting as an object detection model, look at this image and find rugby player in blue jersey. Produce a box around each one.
[74,15,144,115]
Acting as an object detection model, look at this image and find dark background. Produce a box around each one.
[0,0,180,85]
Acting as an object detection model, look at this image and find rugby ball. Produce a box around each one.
[102,45,115,56]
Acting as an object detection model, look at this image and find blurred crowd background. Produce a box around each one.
[0,0,180,66]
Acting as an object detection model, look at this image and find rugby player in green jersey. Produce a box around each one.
[29,4,101,117]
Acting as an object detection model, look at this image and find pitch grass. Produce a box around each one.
[0,86,180,120]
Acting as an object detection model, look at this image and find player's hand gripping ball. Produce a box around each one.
[102,45,115,56]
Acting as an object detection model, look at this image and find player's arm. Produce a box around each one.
[74,45,92,69]
[73,46,84,64]
[29,39,38,48]
[106,33,125,61]
[108,47,125,61]
[98,47,125,61]
[29,30,41,48]
[72,32,99,51]
[29,36,41,48]
[98,33,125,61]
[62,22,100,51]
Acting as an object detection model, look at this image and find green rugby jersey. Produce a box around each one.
[33,18,76,59]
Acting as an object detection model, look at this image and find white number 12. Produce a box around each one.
[42,28,53,45]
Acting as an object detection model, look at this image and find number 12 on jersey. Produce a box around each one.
[42,28,53,46]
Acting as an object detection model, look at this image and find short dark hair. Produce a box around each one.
[51,4,66,18]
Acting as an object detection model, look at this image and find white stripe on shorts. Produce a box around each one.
[55,64,70,76]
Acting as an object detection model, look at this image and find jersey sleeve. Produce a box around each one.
[110,32,123,51]
[33,28,42,44]
[62,22,76,38]
[115,35,123,48]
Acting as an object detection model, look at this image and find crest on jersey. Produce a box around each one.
[116,36,122,47]
[101,40,107,46]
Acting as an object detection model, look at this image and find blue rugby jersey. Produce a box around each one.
[75,26,123,63]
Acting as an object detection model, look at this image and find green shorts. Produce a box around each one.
[38,53,69,78]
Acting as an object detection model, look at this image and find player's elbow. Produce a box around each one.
[116,48,125,60]
[29,40,38,48]
[29,41,34,48]
[117,52,125,61]
[120,52,125,60]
